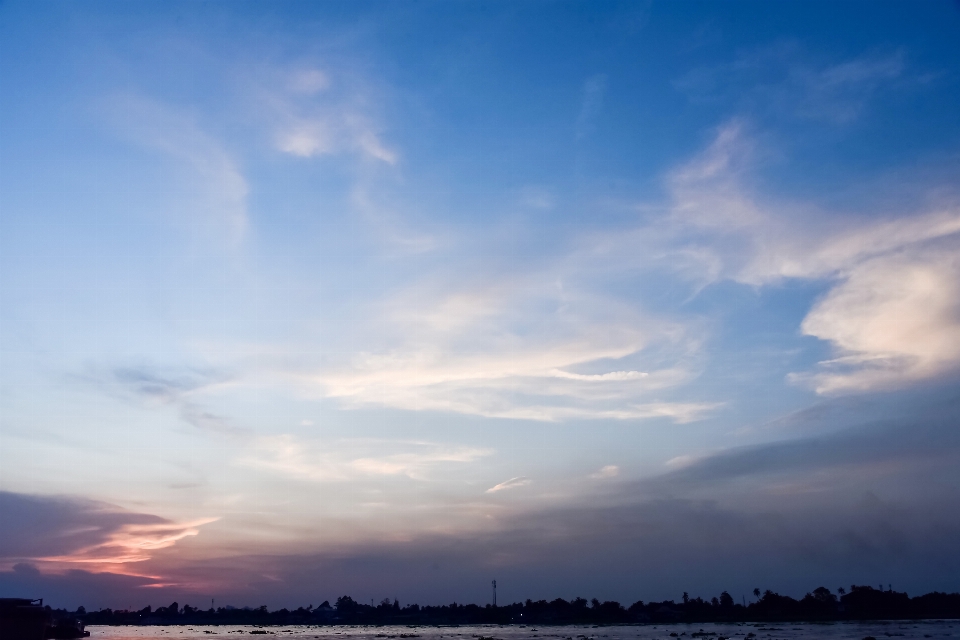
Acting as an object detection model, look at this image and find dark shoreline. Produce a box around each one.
[63,586,960,627]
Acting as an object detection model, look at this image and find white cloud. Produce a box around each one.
[664,454,700,470]
[564,119,960,395]
[589,465,620,479]
[794,248,960,393]
[305,276,709,422]
[268,70,433,254]
[485,477,530,493]
[661,121,959,279]
[261,67,397,164]
[356,129,397,164]
[550,369,648,382]
[660,123,960,393]
[237,436,492,483]
[276,121,336,157]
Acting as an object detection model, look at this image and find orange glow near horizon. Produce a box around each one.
[23,517,220,577]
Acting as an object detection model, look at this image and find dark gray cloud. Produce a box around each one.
[73,488,955,610]
[79,363,247,436]
[644,416,960,496]
[110,366,223,403]
[0,492,219,608]
[4,389,959,610]
[0,492,167,561]
[263,392,957,605]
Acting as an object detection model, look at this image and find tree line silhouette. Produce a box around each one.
[68,585,960,627]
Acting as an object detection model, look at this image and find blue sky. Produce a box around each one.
[2,0,960,609]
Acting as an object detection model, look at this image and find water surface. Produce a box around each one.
[88,621,959,640]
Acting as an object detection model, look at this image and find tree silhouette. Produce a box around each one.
[335,596,357,613]
[812,587,836,603]
[58,585,960,627]
[753,588,761,601]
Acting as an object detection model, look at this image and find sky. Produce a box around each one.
[2,0,960,611]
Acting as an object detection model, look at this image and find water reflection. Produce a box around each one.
[87,621,957,640]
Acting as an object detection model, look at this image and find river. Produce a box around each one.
[86,620,958,640]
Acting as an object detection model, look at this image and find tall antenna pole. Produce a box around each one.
[492,580,497,607]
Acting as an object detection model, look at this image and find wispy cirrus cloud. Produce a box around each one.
[584,119,960,394]
[576,74,607,139]
[106,365,228,404]
[237,436,492,483]
[83,364,247,437]
[349,184,441,255]
[485,476,530,493]
[589,465,620,479]
[675,44,908,123]
[306,279,711,422]
[103,94,250,244]
[261,66,397,164]
[657,119,960,275]
[256,64,445,256]
[679,126,960,393]
[302,110,960,416]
